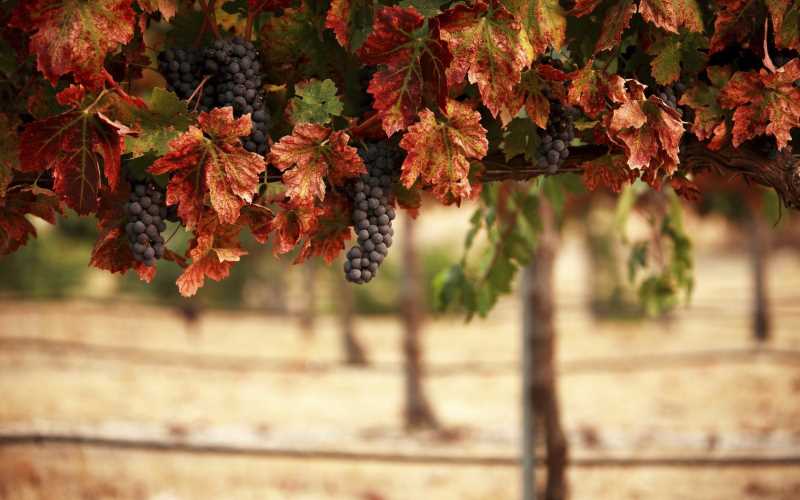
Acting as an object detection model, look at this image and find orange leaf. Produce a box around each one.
[399,100,488,204]
[719,60,800,150]
[10,0,136,88]
[150,107,265,229]
[439,0,531,125]
[269,123,365,207]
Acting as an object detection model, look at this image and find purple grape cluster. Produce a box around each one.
[157,48,203,100]
[343,142,401,284]
[157,38,271,155]
[125,180,168,267]
[653,83,687,119]
[201,38,270,155]
[538,100,577,174]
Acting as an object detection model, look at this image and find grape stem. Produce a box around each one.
[198,0,222,40]
[245,0,271,41]
[349,113,382,137]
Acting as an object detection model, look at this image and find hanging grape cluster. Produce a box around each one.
[653,83,687,119]
[343,142,401,284]
[124,179,169,267]
[157,48,203,100]
[157,38,271,155]
[201,38,270,155]
[537,97,577,174]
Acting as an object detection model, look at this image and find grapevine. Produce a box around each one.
[124,179,168,267]
[343,142,399,284]
[0,0,799,303]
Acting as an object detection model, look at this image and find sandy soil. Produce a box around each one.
[1,242,799,499]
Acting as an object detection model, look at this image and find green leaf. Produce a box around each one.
[627,242,648,281]
[486,252,516,294]
[165,6,212,47]
[649,31,708,85]
[650,36,682,84]
[290,79,344,125]
[502,118,540,161]
[125,88,193,158]
[540,176,566,218]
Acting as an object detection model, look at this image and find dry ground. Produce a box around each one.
[1,236,800,499]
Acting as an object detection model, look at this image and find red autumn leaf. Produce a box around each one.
[10,0,136,88]
[295,192,353,264]
[672,0,704,32]
[176,215,248,297]
[670,174,701,202]
[324,0,372,49]
[568,64,619,118]
[678,66,731,150]
[239,204,274,245]
[137,0,177,20]
[0,114,20,199]
[325,0,352,47]
[573,0,636,54]
[89,184,156,282]
[572,0,604,16]
[399,99,488,204]
[439,0,531,125]
[607,91,685,186]
[18,86,128,215]
[582,153,638,193]
[638,0,678,33]
[90,226,156,283]
[358,6,450,136]
[270,201,325,256]
[718,59,800,150]
[709,0,764,54]
[767,0,800,51]
[0,188,60,255]
[269,123,365,207]
[574,0,701,54]
[518,0,567,58]
[149,107,265,229]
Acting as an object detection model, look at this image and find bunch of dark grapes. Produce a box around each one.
[201,38,271,155]
[124,180,169,267]
[653,83,688,119]
[343,142,401,284]
[157,38,272,155]
[538,98,577,174]
[157,48,203,100]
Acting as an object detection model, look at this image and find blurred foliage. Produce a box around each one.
[0,210,456,316]
[433,175,584,319]
[0,212,93,298]
[616,185,694,316]
[349,244,456,315]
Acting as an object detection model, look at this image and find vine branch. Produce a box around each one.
[478,139,800,211]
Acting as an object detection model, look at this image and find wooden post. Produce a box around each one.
[747,205,772,342]
[299,260,317,337]
[337,270,369,365]
[521,198,568,500]
[401,213,439,430]
[521,262,538,500]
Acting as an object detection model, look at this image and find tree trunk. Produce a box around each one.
[337,272,369,366]
[747,206,771,342]
[521,198,568,500]
[401,213,439,431]
[298,260,317,337]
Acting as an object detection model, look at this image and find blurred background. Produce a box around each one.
[1,186,800,500]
